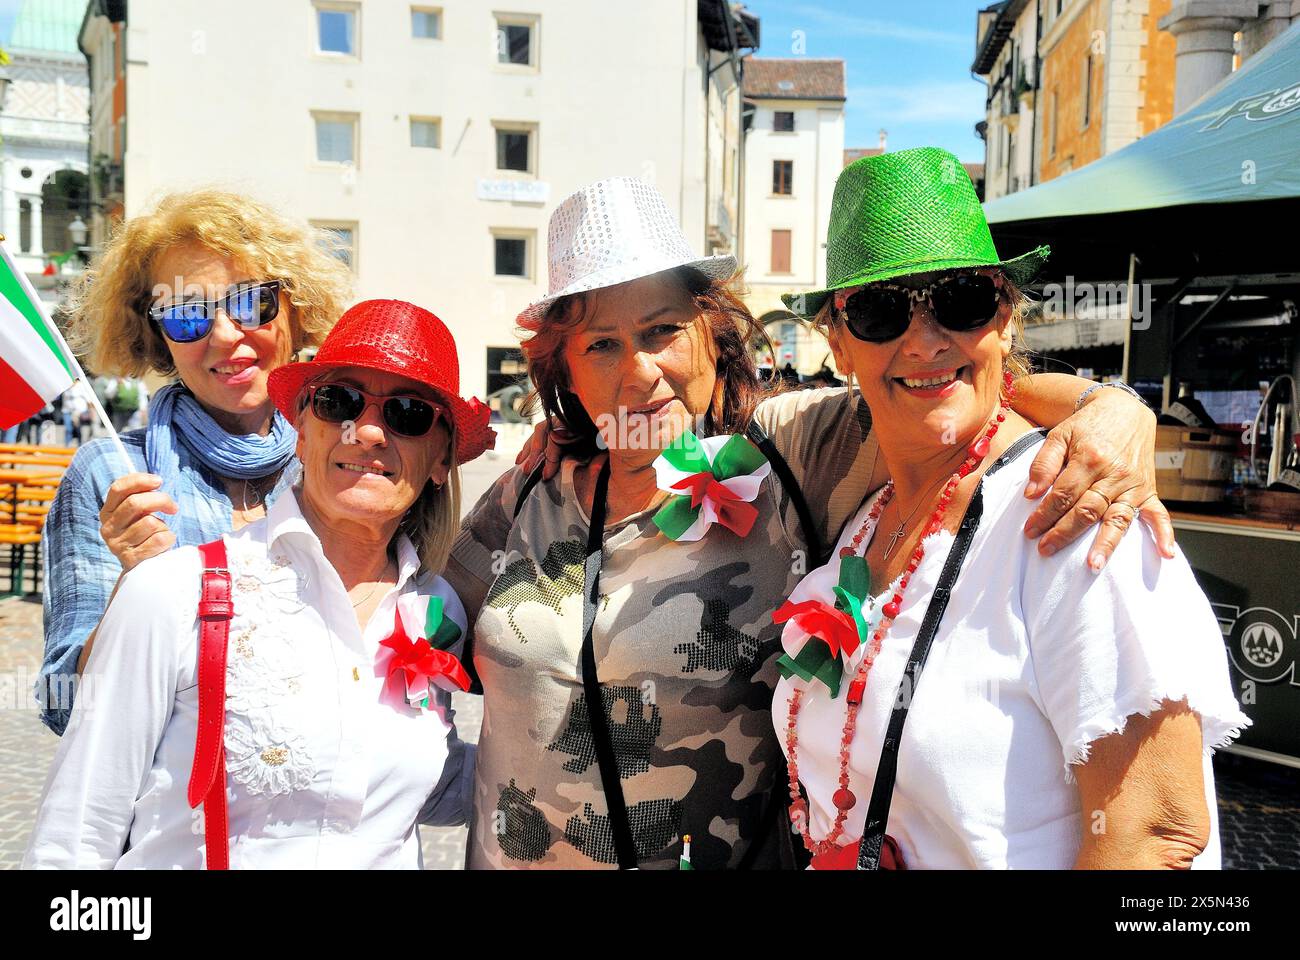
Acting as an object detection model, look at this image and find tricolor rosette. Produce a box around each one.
[651,430,771,542]
[375,594,470,710]
[773,554,880,697]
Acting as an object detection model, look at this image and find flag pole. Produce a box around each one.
[1,239,135,472]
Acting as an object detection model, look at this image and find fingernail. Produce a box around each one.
[1024,482,1039,498]
[1023,522,1039,538]
[1041,542,1056,557]
[1088,553,1104,574]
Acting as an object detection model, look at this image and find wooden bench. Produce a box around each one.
[0,458,67,597]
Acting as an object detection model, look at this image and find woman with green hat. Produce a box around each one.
[770,146,1247,869]
[451,167,1172,869]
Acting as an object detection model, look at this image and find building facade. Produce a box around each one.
[973,0,1042,201]
[973,0,1179,196]
[0,0,91,308]
[76,0,758,399]
[740,57,844,376]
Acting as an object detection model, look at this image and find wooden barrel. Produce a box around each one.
[1155,425,1236,503]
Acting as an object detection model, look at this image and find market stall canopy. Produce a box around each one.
[984,20,1300,284]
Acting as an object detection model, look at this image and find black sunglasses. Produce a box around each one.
[148,280,283,343]
[305,382,446,438]
[836,273,1002,344]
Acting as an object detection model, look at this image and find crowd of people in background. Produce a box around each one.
[1,375,149,447]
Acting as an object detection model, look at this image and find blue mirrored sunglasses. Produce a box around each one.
[148,279,283,343]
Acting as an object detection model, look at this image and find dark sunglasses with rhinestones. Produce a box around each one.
[304,382,448,438]
[835,271,1005,344]
[147,280,284,344]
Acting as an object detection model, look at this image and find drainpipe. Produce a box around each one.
[1029,0,1041,186]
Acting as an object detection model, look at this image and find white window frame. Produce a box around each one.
[313,1,360,59]
[492,121,537,176]
[311,219,359,273]
[494,13,540,72]
[411,6,443,40]
[410,116,442,149]
[491,228,534,281]
[312,111,359,167]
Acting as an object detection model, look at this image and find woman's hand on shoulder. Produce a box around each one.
[1022,389,1175,571]
[516,417,585,481]
[99,472,178,573]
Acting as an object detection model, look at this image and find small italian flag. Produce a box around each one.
[0,243,74,429]
[679,834,694,870]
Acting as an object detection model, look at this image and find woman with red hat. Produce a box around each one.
[25,300,495,869]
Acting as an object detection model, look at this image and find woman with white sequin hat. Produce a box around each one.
[444,172,1171,870]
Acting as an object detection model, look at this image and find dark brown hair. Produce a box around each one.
[521,267,779,458]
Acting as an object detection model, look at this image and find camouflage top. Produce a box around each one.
[452,387,880,869]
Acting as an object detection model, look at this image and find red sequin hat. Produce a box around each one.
[268,299,496,464]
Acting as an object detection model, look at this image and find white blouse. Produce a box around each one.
[24,485,473,870]
[773,431,1250,869]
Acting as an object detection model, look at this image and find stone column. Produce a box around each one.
[0,183,17,247]
[1238,1,1295,60]
[1158,1,1260,115]
[28,195,43,256]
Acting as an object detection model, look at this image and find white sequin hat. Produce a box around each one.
[517,176,738,326]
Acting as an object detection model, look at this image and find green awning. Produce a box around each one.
[5,0,86,55]
[985,20,1300,224]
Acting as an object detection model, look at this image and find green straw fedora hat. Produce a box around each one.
[781,146,1049,318]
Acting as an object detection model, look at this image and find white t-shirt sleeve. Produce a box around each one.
[1019,515,1250,780]
[23,548,199,868]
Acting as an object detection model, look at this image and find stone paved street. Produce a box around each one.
[1214,752,1300,870]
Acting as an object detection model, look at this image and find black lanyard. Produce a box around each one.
[579,456,640,868]
[856,429,1045,869]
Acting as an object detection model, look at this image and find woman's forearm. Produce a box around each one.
[1012,372,1105,428]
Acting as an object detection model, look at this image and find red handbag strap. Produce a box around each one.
[188,538,233,870]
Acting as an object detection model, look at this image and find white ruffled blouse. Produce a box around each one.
[24,485,473,870]
[773,431,1250,869]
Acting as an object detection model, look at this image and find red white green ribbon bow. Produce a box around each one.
[377,595,469,709]
[651,431,771,541]
[773,555,874,698]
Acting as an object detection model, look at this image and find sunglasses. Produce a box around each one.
[305,382,447,438]
[148,280,283,343]
[836,272,1002,344]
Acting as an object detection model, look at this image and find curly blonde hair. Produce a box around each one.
[67,189,353,377]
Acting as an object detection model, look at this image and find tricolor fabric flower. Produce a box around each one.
[774,555,878,698]
[651,431,771,542]
[376,595,470,710]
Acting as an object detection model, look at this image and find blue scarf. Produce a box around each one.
[145,382,297,483]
